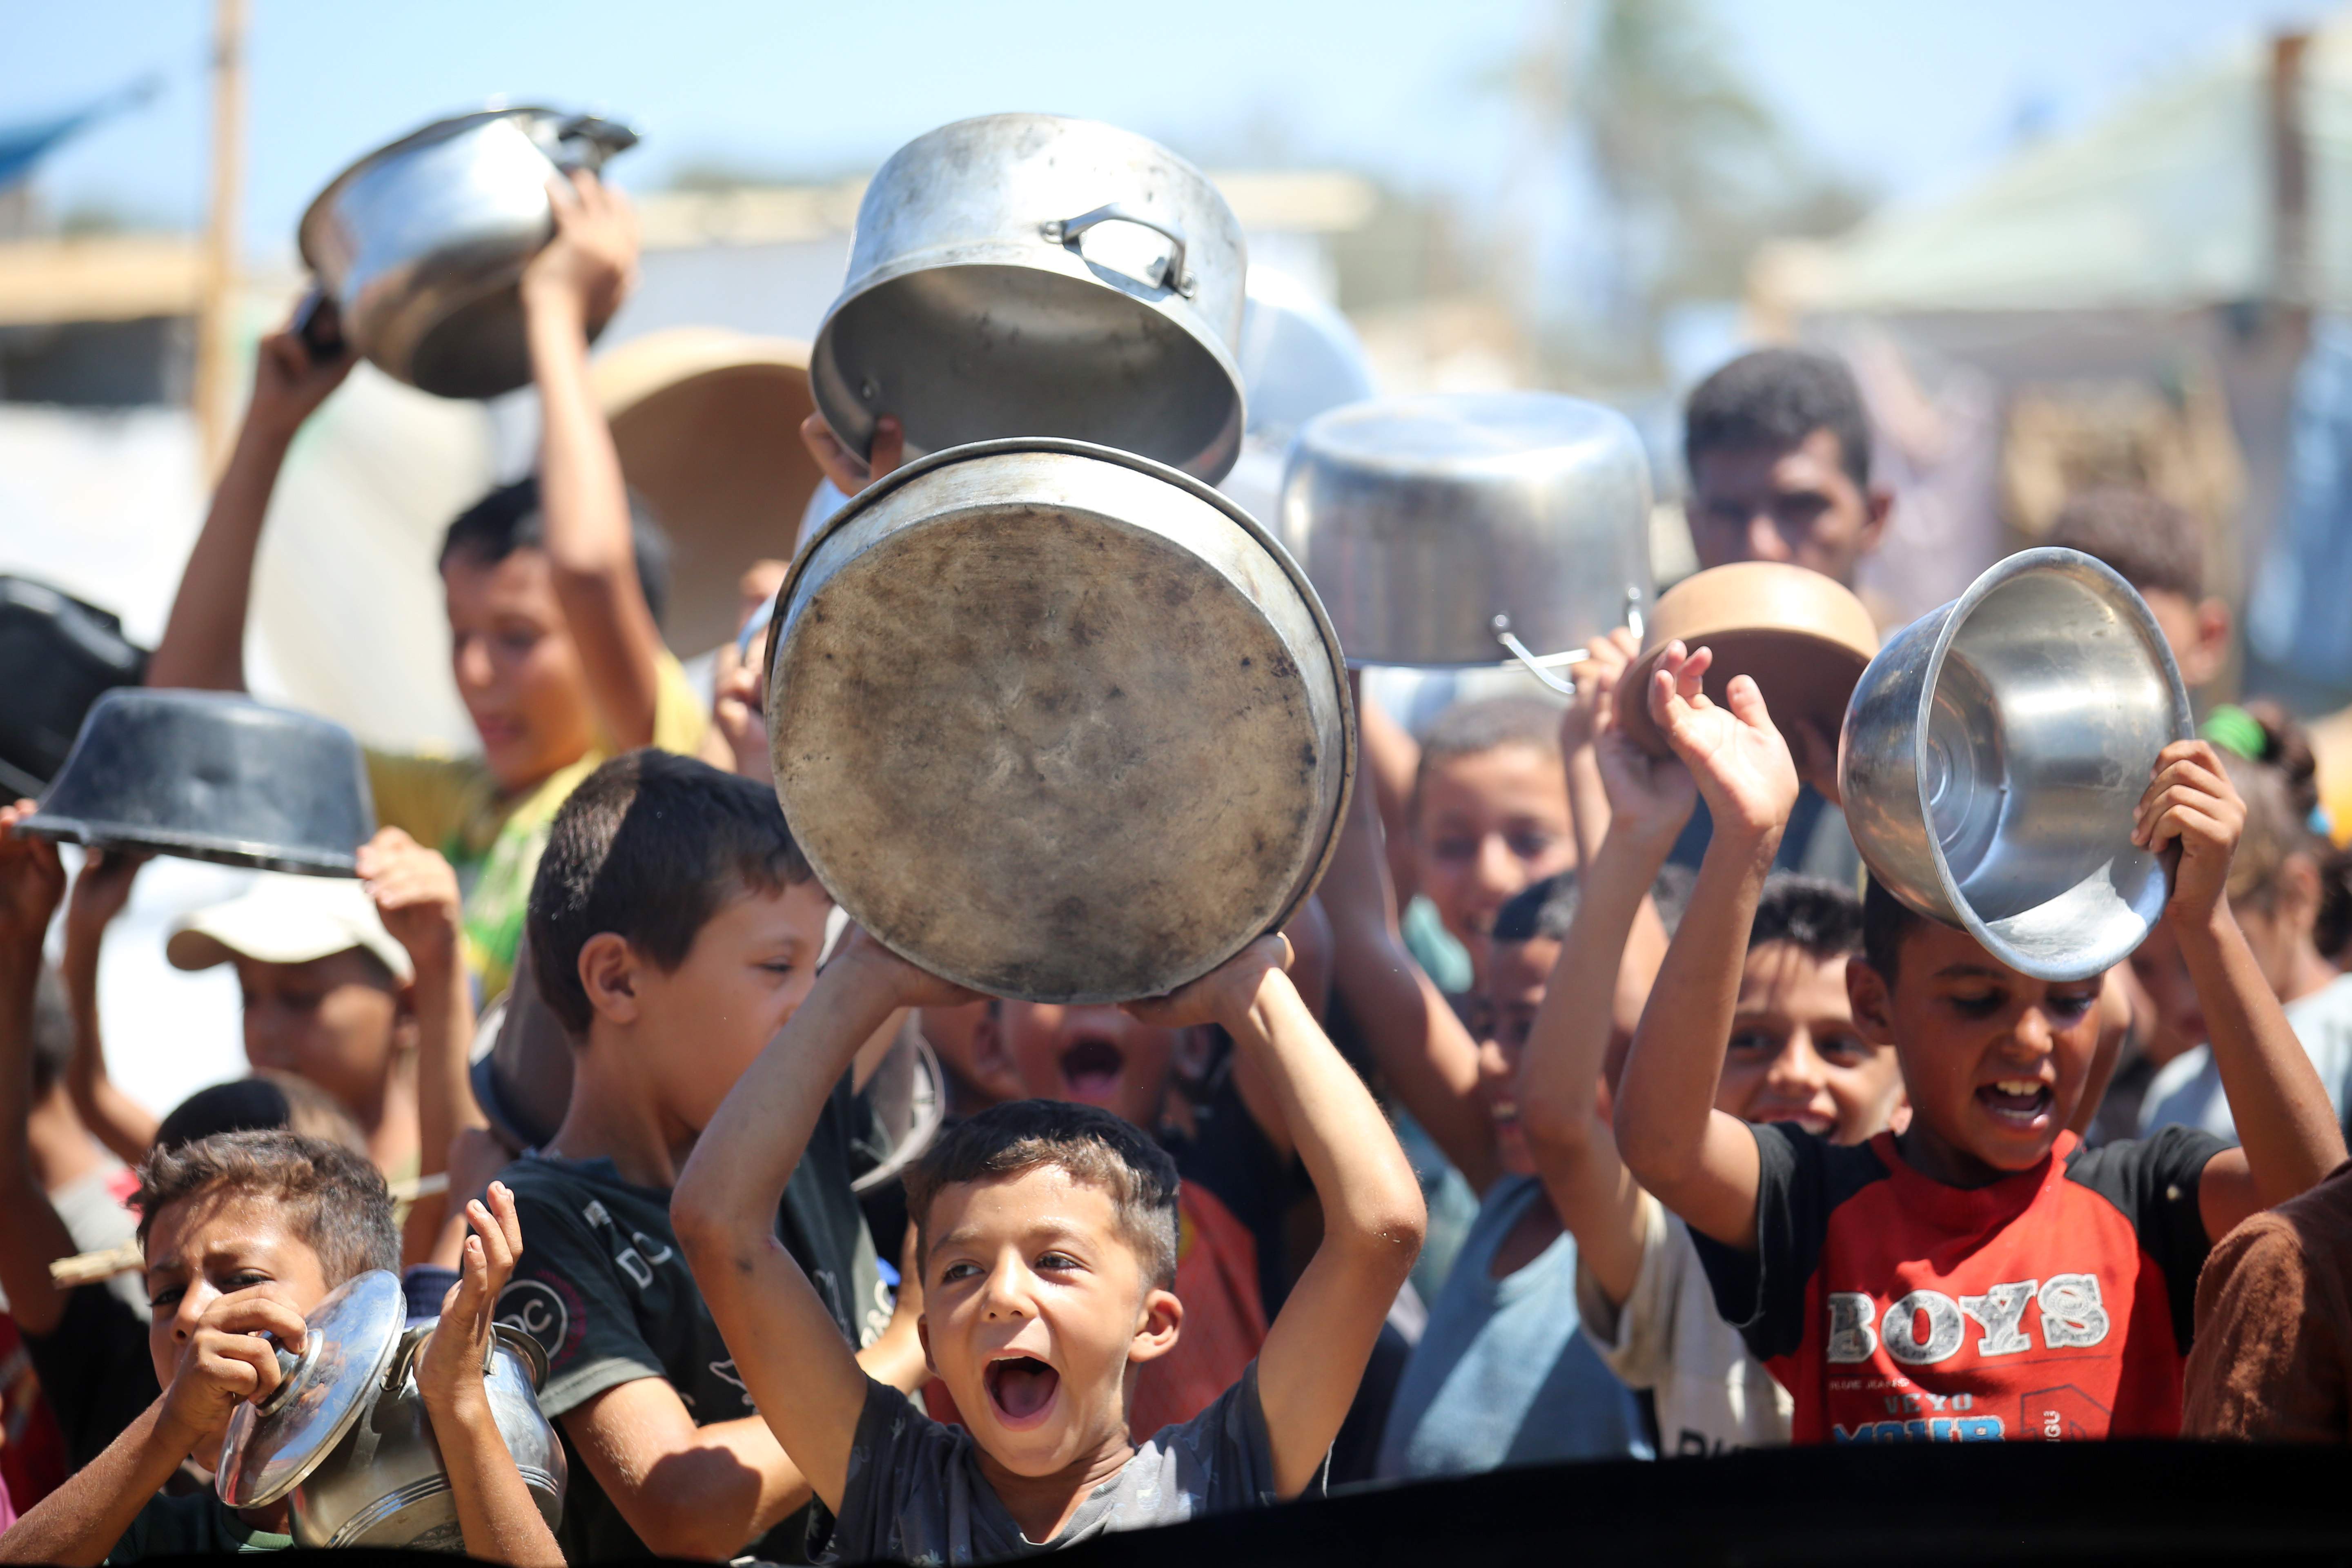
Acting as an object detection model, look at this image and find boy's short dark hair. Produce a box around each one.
[1412,696,1561,820]
[1751,875,1866,960]
[155,1072,370,1155]
[133,1129,397,1285]
[905,1100,1181,1289]
[439,475,674,628]
[1860,875,1930,983]
[528,749,814,1036]
[1685,347,1872,490]
[2045,486,2205,601]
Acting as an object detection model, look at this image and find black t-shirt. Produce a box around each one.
[493,1074,885,1564]
[25,1281,160,1471]
[1164,1050,1310,1316]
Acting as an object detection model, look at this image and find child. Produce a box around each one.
[489,749,924,1563]
[2046,486,2232,698]
[1374,864,1650,1479]
[670,928,1425,1560]
[1512,639,1902,1454]
[146,171,701,1007]
[2135,706,2352,1140]
[1613,640,2345,1441]
[1408,697,1577,993]
[2182,1154,2352,1439]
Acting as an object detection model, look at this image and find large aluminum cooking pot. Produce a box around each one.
[299,105,638,400]
[1840,548,2193,982]
[216,1270,564,1550]
[766,437,1352,1003]
[1279,392,1654,673]
[811,114,1248,484]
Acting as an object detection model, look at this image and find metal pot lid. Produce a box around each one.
[216,1270,406,1510]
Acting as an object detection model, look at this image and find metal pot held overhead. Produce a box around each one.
[766,437,1352,1003]
[298,105,638,400]
[1278,392,1655,676]
[1840,548,2193,982]
[811,114,1249,483]
[215,1270,565,1550]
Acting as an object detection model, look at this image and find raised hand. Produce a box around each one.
[829,924,984,1010]
[245,318,357,441]
[800,411,905,497]
[0,801,65,953]
[62,846,147,959]
[1559,628,1639,760]
[357,827,461,975]
[419,1183,523,1419]
[521,169,639,327]
[1122,933,1294,1032]
[1644,641,1798,844]
[1581,638,1696,852]
[2133,739,2245,927]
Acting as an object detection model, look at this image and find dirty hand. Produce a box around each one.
[158,1290,310,1455]
[1122,933,1294,1031]
[0,800,65,952]
[801,411,905,497]
[522,169,638,324]
[246,316,356,439]
[358,827,461,973]
[419,1182,524,1419]
[2133,739,2245,927]
[1645,641,1799,844]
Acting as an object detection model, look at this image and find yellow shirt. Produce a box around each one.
[365,653,708,1006]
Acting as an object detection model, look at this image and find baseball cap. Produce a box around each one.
[166,872,414,984]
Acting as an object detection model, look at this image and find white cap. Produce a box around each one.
[166,872,415,984]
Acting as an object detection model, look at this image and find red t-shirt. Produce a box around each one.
[1694,1125,2225,1442]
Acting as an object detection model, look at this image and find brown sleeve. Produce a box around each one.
[2182,1212,2349,1441]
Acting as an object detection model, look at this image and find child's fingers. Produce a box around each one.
[486,1180,524,1257]
[2146,800,2227,854]
[1723,673,1775,733]
[198,1330,281,1402]
[205,1293,310,1352]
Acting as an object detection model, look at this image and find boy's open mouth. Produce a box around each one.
[1978,1078,2053,1126]
[1058,1039,1126,1105]
[984,1355,1061,1427]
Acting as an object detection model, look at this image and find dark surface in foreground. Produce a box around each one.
[69,1441,2352,1566]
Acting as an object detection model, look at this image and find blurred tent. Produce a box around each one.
[1747,20,2352,675]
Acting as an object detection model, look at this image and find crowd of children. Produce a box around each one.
[6,163,2352,1568]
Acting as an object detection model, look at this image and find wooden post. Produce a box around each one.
[193,0,247,480]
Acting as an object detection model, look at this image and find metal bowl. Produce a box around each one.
[766,437,1353,1003]
[1839,548,2193,981]
[811,114,1248,483]
[1277,392,1654,670]
[22,688,375,877]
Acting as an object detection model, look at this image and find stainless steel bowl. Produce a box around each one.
[1277,392,1654,670]
[298,105,637,400]
[766,437,1352,1003]
[1839,548,2193,981]
[811,114,1248,483]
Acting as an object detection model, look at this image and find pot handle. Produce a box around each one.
[1043,205,1195,297]
[292,286,346,366]
[1492,616,1581,697]
[551,114,641,174]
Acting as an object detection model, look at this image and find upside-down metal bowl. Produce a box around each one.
[1839,548,2193,981]
[22,688,375,877]
[1278,392,1654,670]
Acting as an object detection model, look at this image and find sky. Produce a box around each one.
[3,0,2344,265]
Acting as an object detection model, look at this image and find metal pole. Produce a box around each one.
[193,0,248,480]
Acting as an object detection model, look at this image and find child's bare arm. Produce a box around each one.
[523,171,664,753]
[672,933,973,1515]
[419,1185,563,1568]
[0,1401,196,1565]
[1129,937,1425,1498]
[1611,646,1798,1252]
[2134,741,2348,1234]
[147,326,354,692]
[58,847,159,1163]
[0,805,81,1338]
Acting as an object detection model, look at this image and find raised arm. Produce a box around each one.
[1517,644,1695,1307]
[670,932,969,1514]
[1319,724,1501,1194]
[58,847,158,1163]
[523,171,663,752]
[1129,936,1424,1498]
[147,325,355,692]
[2134,741,2348,1235]
[1610,645,1798,1252]
[0,803,80,1339]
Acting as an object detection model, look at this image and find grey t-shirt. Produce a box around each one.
[826,1361,1292,1564]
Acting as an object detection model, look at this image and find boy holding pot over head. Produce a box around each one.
[147,171,702,1009]
[1611,641,2345,1442]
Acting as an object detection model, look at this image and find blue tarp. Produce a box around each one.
[0,77,160,191]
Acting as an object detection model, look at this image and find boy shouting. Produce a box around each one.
[673,931,1424,1559]
[1613,642,2345,1441]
